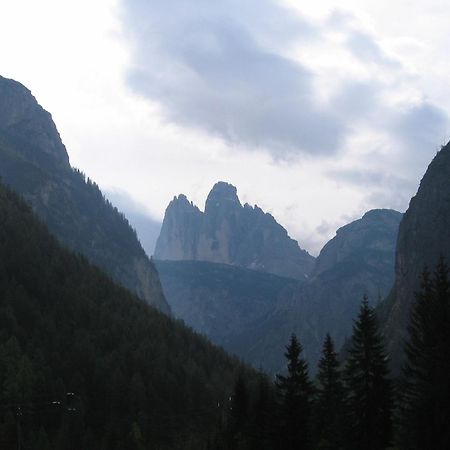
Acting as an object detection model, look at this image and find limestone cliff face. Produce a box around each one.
[154,194,202,260]
[155,182,315,280]
[0,76,69,168]
[382,142,450,367]
[0,75,169,313]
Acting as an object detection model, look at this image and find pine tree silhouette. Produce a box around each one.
[276,334,313,450]
[344,297,392,450]
[314,333,345,449]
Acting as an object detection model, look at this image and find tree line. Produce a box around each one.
[220,258,450,450]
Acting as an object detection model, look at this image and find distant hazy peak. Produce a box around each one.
[168,193,200,211]
[331,208,402,236]
[0,75,70,168]
[312,208,403,278]
[205,181,241,212]
[361,208,403,222]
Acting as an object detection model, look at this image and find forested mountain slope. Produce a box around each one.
[0,183,252,449]
[0,75,169,313]
[155,260,298,352]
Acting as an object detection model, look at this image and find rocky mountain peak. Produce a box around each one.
[361,208,402,223]
[155,182,315,279]
[169,193,198,211]
[205,181,241,213]
[312,209,403,278]
[0,75,69,168]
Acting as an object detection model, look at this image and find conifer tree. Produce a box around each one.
[276,334,313,450]
[250,373,276,450]
[314,333,345,450]
[344,297,392,450]
[227,372,250,449]
[400,258,450,450]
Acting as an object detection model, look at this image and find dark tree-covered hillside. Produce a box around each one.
[399,259,450,450]
[0,183,253,449]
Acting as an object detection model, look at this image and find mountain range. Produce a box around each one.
[155,183,402,372]
[154,139,450,375]
[2,72,449,382]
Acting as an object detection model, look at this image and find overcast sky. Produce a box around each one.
[1,0,449,255]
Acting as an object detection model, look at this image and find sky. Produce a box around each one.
[0,0,449,255]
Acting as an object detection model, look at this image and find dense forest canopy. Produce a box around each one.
[0,183,255,449]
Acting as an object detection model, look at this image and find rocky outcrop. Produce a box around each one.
[0,75,169,313]
[155,182,315,280]
[382,142,450,369]
[312,209,403,279]
[0,76,69,168]
[155,194,203,260]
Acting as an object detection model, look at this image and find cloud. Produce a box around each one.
[121,0,448,159]
[328,168,415,212]
[119,0,449,219]
[394,102,449,151]
[331,81,381,120]
[120,0,347,158]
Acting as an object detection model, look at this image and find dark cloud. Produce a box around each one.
[120,0,449,177]
[121,0,346,158]
[105,189,162,257]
